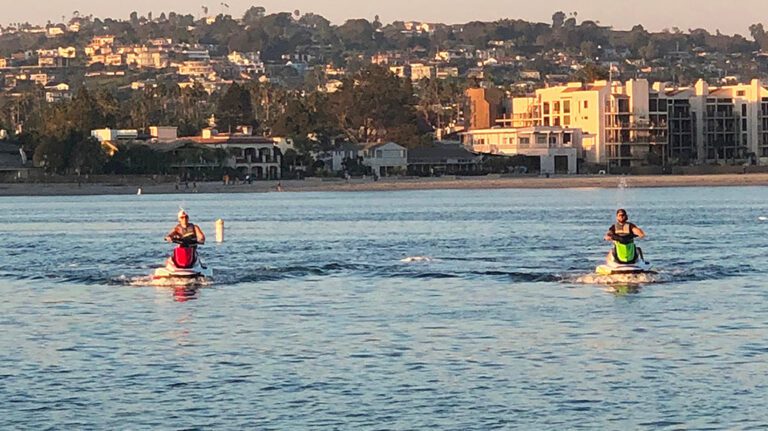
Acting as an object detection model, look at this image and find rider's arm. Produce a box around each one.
[164,226,178,242]
[195,225,206,244]
[632,224,645,239]
[603,225,615,241]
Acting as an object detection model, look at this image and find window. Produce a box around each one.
[519,137,530,147]
[738,90,745,96]
[742,105,747,116]
[563,100,571,114]
[563,116,571,126]
[549,136,558,145]
[536,135,547,145]
[543,117,550,126]
[583,100,589,109]
[553,101,560,114]
[554,117,561,126]
[742,118,747,130]
[376,150,382,158]
[543,102,550,115]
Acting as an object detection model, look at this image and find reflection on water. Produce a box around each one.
[2,188,768,429]
[172,285,201,302]
[606,284,643,295]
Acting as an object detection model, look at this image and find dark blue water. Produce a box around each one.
[2,187,768,429]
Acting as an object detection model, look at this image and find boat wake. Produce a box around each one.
[570,271,671,285]
[400,256,436,263]
[115,274,213,288]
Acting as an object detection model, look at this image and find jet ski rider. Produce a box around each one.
[603,208,645,263]
[165,209,206,246]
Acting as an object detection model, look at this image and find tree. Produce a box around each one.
[337,19,375,51]
[69,136,106,174]
[243,6,266,24]
[328,65,428,147]
[217,83,254,133]
[639,40,660,60]
[750,23,768,51]
[580,41,598,59]
[552,11,566,29]
[571,63,609,82]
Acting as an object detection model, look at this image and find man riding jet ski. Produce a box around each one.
[596,208,653,275]
[153,209,212,279]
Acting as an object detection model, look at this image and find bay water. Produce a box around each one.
[1,186,767,429]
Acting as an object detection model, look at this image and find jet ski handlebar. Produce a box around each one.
[608,232,636,243]
[167,237,200,246]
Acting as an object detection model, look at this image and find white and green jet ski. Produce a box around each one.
[595,235,653,275]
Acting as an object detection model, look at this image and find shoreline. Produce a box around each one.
[1,173,768,196]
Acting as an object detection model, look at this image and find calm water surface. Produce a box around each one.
[2,186,768,429]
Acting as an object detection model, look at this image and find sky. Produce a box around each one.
[1,0,765,36]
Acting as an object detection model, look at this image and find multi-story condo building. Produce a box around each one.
[487,78,768,168]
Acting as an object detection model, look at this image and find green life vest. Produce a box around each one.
[612,222,636,263]
[614,241,636,263]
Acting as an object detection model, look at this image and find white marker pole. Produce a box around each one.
[215,219,224,243]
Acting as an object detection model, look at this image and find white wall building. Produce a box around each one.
[360,142,408,177]
[463,126,581,174]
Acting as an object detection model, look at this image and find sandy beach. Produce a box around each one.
[2,173,768,196]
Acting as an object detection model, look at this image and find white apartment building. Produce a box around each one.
[463,126,581,174]
[505,78,768,168]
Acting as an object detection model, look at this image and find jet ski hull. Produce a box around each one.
[152,259,213,280]
[596,260,653,275]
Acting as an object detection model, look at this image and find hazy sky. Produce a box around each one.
[1,0,765,36]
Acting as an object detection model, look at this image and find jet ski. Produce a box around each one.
[153,238,213,280]
[595,252,653,275]
[595,233,654,275]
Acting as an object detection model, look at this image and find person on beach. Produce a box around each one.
[165,209,206,245]
[603,208,645,263]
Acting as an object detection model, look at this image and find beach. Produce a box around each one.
[2,173,768,196]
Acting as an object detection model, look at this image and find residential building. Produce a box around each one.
[227,51,264,74]
[407,142,484,176]
[389,65,406,78]
[186,129,282,179]
[359,142,408,177]
[46,26,65,37]
[506,78,768,167]
[0,141,30,181]
[436,67,459,79]
[44,82,71,103]
[178,61,216,78]
[181,48,210,61]
[463,126,582,174]
[328,142,362,172]
[29,73,51,85]
[150,126,178,142]
[403,21,433,33]
[507,79,661,166]
[58,46,77,58]
[38,55,70,68]
[91,129,139,155]
[655,79,768,163]
[465,87,506,130]
[91,129,139,142]
[409,63,434,81]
